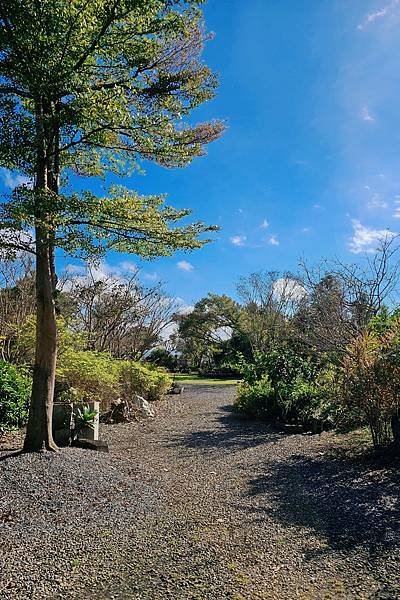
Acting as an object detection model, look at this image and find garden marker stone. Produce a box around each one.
[74,402,100,441]
[52,403,74,446]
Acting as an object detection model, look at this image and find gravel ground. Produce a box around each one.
[1,385,400,600]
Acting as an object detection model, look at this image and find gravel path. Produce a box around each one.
[1,385,400,599]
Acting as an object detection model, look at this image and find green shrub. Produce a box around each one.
[120,361,172,402]
[56,350,121,408]
[341,315,400,448]
[56,349,172,411]
[0,361,32,431]
[234,350,339,429]
[234,376,275,418]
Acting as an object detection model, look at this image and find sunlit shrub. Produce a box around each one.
[341,315,400,448]
[234,376,275,418]
[234,349,338,429]
[56,350,121,408]
[0,361,32,431]
[120,361,172,402]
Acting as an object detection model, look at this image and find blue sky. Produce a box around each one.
[3,0,400,307]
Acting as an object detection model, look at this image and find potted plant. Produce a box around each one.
[73,404,99,441]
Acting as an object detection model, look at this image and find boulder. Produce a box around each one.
[170,383,184,395]
[132,395,155,418]
[73,438,109,452]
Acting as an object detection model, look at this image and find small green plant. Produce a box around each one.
[74,404,97,434]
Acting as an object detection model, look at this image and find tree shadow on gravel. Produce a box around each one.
[169,404,281,452]
[246,450,400,555]
[0,450,23,462]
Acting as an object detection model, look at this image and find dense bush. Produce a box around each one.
[234,349,337,430]
[0,361,32,431]
[56,349,121,408]
[13,315,85,365]
[234,376,275,418]
[56,349,172,410]
[120,361,172,402]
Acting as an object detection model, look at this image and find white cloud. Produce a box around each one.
[361,105,375,122]
[301,227,311,234]
[0,169,31,190]
[273,278,307,303]
[367,192,388,209]
[144,272,159,281]
[349,219,395,253]
[357,0,400,30]
[176,303,194,316]
[313,203,323,209]
[0,228,35,257]
[230,235,247,246]
[177,260,194,272]
[392,197,400,217]
[63,260,139,288]
[268,235,279,246]
[260,219,269,229]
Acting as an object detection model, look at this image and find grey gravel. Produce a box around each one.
[1,385,400,599]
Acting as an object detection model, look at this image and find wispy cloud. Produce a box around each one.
[177,260,194,272]
[268,235,279,246]
[118,261,138,274]
[392,197,400,218]
[357,0,400,30]
[65,260,138,283]
[361,105,375,122]
[144,272,159,281]
[367,192,388,209]
[349,219,395,253]
[260,219,269,229]
[230,235,247,246]
[0,169,31,189]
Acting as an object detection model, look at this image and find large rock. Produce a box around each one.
[132,395,155,418]
[170,383,184,395]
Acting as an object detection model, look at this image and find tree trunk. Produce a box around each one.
[391,411,400,449]
[23,228,58,452]
[23,99,58,452]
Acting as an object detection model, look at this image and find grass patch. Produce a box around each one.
[169,374,240,386]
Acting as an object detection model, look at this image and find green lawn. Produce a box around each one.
[170,374,241,386]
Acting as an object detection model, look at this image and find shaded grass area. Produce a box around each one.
[170,374,240,385]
